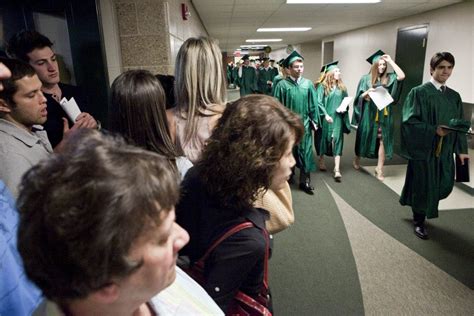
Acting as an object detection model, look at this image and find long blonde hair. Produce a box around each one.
[321,69,346,96]
[174,37,227,144]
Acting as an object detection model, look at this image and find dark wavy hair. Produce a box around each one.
[197,95,303,211]
[17,129,179,302]
[6,30,53,62]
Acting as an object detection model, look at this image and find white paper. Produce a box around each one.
[368,86,394,111]
[336,96,353,113]
[310,120,318,131]
[59,97,81,121]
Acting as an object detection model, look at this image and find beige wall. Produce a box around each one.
[321,2,473,103]
[99,0,208,84]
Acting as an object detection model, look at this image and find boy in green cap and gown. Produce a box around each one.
[273,51,322,194]
[399,52,469,240]
[257,57,274,95]
[352,49,405,180]
[236,55,257,97]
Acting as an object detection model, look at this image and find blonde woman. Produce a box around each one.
[315,62,351,181]
[167,37,227,164]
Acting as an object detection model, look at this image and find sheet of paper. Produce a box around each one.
[368,86,394,110]
[336,96,353,113]
[59,97,81,121]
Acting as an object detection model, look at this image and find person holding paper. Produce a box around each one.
[0,58,53,198]
[352,50,405,180]
[314,61,351,181]
[273,51,321,194]
[399,52,468,240]
[7,30,97,148]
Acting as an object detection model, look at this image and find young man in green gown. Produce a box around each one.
[257,57,275,95]
[273,51,321,194]
[236,55,257,97]
[399,52,469,239]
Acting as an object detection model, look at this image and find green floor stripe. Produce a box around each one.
[270,177,364,315]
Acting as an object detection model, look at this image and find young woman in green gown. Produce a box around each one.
[315,62,351,181]
[352,50,405,180]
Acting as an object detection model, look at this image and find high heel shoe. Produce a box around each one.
[374,167,384,181]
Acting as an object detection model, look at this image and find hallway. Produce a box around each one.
[268,131,474,315]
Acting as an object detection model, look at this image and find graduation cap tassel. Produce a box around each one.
[435,136,444,157]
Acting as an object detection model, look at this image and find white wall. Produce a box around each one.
[270,43,323,82]
[322,2,473,103]
[167,0,208,74]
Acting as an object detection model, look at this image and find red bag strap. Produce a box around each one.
[195,221,271,295]
[196,222,255,264]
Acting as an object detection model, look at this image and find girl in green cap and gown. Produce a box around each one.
[315,62,351,181]
[352,51,405,180]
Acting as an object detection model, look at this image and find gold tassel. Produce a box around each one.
[384,107,388,116]
[375,110,379,122]
[435,136,443,157]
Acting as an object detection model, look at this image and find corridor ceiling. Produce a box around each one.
[191,0,463,53]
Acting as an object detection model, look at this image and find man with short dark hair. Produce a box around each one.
[273,51,328,195]
[0,58,52,198]
[17,129,223,315]
[7,30,97,148]
[400,52,469,240]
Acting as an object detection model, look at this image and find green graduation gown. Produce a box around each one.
[315,85,351,156]
[399,82,467,219]
[257,67,275,95]
[236,66,258,97]
[352,72,402,159]
[273,77,319,173]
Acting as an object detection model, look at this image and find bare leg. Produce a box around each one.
[353,155,360,170]
[318,155,327,171]
[375,140,385,181]
[334,155,342,182]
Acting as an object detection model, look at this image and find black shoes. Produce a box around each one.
[299,182,314,195]
[414,226,429,240]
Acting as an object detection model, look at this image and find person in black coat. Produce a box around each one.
[176,95,303,312]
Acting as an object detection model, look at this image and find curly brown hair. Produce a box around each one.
[197,95,303,211]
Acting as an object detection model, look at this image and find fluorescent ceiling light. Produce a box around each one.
[246,39,282,43]
[287,0,380,3]
[257,27,311,32]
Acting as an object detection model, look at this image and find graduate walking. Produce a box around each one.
[352,50,405,180]
[236,54,257,97]
[273,51,320,195]
[399,52,469,240]
[315,61,351,182]
[257,57,276,95]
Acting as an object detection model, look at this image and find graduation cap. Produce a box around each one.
[366,49,385,64]
[320,61,339,73]
[270,59,275,62]
[282,50,304,68]
[277,58,284,66]
[262,57,270,61]
[242,54,250,61]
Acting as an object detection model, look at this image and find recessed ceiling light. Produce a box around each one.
[257,27,311,32]
[287,0,380,3]
[246,39,282,43]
